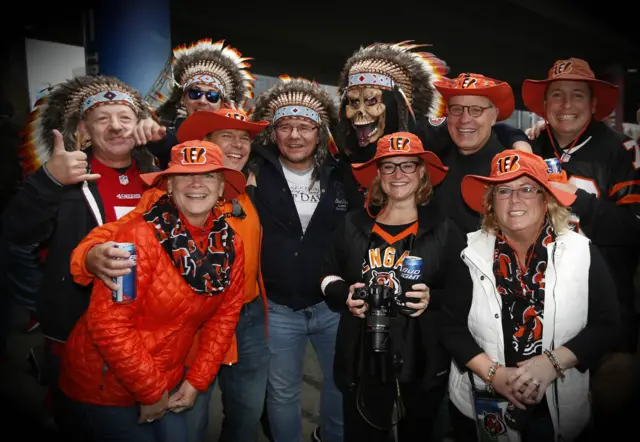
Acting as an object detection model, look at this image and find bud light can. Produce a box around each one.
[400,256,423,283]
[544,158,562,174]
[397,256,423,315]
[112,242,137,304]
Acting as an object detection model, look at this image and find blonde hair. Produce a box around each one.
[368,161,433,207]
[480,184,570,234]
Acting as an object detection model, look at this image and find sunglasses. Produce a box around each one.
[186,89,221,104]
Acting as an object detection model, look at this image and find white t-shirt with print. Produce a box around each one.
[280,161,320,234]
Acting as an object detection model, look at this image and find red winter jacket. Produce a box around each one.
[58,212,244,406]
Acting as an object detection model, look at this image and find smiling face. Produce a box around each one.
[274,117,319,171]
[167,172,223,227]
[205,129,251,171]
[80,104,137,158]
[493,176,546,239]
[377,156,425,203]
[182,84,223,115]
[544,80,595,146]
[447,95,498,155]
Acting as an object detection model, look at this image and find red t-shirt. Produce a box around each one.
[91,157,144,223]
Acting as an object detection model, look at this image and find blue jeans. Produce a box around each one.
[185,296,270,442]
[61,391,187,442]
[266,300,343,442]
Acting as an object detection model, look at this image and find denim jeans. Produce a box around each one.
[266,299,343,442]
[60,390,187,442]
[185,296,270,442]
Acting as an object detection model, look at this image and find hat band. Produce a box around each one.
[183,74,226,95]
[81,91,137,116]
[273,105,321,125]
[347,73,394,89]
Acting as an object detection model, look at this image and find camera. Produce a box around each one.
[352,284,396,353]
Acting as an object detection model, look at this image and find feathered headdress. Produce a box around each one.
[251,76,339,174]
[156,39,255,124]
[338,41,449,118]
[17,75,146,177]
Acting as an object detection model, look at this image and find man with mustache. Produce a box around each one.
[69,106,271,442]
[1,75,156,438]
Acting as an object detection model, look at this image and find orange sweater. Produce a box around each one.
[70,188,267,365]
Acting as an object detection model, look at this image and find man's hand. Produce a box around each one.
[86,242,135,290]
[133,118,167,146]
[138,390,169,424]
[549,181,578,195]
[168,380,198,413]
[525,120,547,140]
[44,129,101,185]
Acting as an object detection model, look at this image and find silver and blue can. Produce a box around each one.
[112,242,137,304]
[400,256,423,282]
[544,158,562,174]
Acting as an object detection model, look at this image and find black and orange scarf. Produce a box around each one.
[143,195,235,296]
[493,220,555,366]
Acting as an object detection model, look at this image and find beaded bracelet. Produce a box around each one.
[544,349,565,381]
[486,361,502,394]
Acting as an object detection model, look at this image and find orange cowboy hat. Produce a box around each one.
[461,150,576,214]
[351,132,448,189]
[177,107,269,142]
[140,140,246,199]
[522,58,619,121]
[434,73,515,121]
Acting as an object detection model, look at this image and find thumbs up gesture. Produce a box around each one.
[44,130,101,185]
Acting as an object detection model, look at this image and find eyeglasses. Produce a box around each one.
[275,124,318,136]
[494,185,543,200]
[447,104,494,118]
[186,89,221,104]
[379,161,421,175]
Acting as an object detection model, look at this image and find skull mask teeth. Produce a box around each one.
[345,87,386,147]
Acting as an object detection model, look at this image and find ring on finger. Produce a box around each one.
[146,418,154,423]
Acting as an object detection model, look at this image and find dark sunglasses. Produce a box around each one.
[186,89,221,104]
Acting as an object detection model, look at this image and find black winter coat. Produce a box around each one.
[322,202,472,393]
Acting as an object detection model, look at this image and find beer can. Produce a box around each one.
[544,158,562,174]
[400,256,423,282]
[112,242,137,304]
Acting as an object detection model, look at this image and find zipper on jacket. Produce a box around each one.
[100,363,108,390]
[548,242,564,441]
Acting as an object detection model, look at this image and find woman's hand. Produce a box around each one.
[508,354,558,403]
[491,366,527,410]
[168,379,198,413]
[347,282,367,318]
[404,283,430,317]
[138,390,169,424]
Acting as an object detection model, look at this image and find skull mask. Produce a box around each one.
[345,87,386,147]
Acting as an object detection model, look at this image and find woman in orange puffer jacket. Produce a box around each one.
[58,141,245,442]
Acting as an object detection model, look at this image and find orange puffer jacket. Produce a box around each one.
[59,213,245,406]
[70,188,267,366]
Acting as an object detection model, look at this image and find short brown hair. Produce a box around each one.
[368,161,433,207]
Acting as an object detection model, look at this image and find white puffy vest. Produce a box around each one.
[448,229,592,442]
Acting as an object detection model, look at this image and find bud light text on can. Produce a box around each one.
[400,256,423,282]
[112,242,137,304]
[544,158,562,175]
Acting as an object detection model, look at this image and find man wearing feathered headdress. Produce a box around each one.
[248,76,348,442]
[2,74,158,437]
[336,42,532,208]
[140,39,256,169]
